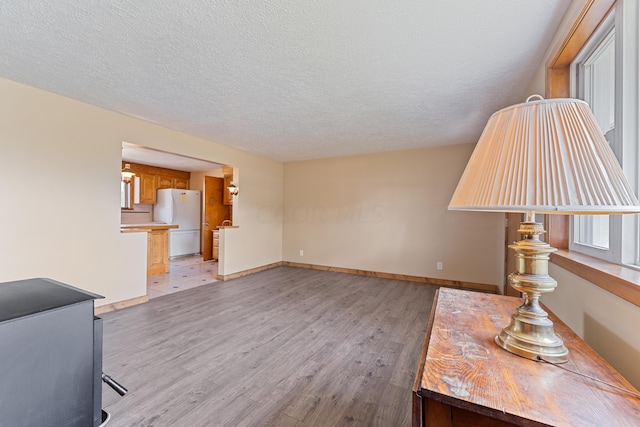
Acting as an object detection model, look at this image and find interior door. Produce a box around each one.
[202,176,228,261]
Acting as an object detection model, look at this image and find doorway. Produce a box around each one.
[202,176,231,261]
[121,142,235,297]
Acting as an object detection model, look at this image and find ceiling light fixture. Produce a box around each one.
[121,163,135,183]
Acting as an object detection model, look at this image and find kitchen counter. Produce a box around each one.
[120,223,179,233]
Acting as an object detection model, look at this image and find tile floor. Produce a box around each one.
[147,255,218,299]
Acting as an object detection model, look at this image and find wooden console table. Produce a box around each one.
[412,288,640,426]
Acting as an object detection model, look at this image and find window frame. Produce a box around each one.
[544,0,640,310]
[568,13,619,262]
[616,0,640,267]
[563,1,640,269]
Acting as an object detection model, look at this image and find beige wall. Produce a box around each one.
[543,266,640,388]
[529,0,640,389]
[524,0,588,98]
[0,77,283,307]
[283,145,505,288]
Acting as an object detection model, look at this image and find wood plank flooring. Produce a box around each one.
[101,266,437,427]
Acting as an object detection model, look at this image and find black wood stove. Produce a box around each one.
[0,278,126,426]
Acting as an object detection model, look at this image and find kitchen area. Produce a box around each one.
[120,145,235,298]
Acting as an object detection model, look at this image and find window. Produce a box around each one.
[569,1,640,266]
[121,180,133,209]
[571,21,615,260]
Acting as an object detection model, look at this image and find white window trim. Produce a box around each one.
[569,11,618,262]
[617,0,640,266]
[569,0,640,267]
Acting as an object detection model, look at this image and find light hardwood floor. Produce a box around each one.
[101,266,437,426]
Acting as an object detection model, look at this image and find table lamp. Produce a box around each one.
[448,95,640,363]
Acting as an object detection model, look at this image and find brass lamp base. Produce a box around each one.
[495,216,569,364]
[495,312,569,364]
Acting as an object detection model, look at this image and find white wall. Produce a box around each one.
[0,77,283,307]
[283,145,505,288]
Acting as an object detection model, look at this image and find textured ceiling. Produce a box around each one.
[0,0,571,163]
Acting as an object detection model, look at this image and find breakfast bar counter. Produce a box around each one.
[120,223,178,232]
[120,223,178,275]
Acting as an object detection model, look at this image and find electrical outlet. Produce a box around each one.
[299,249,304,256]
[436,261,443,271]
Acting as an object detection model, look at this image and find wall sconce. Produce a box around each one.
[121,163,135,183]
[227,183,239,196]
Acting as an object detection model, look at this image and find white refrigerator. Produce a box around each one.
[154,189,201,257]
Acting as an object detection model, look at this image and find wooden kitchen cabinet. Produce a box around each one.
[147,229,169,275]
[157,175,190,190]
[124,162,191,204]
[173,177,189,189]
[158,175,189,190]
[212,230,219,260]
[138,173,158,204]
[157,176,173,189]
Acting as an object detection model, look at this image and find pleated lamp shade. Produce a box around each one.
[449,96,640,214]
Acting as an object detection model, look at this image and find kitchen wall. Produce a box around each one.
[283,144,505,289]
[0,77,283,307]
[190,169,224,191]
[121,204,153,224]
